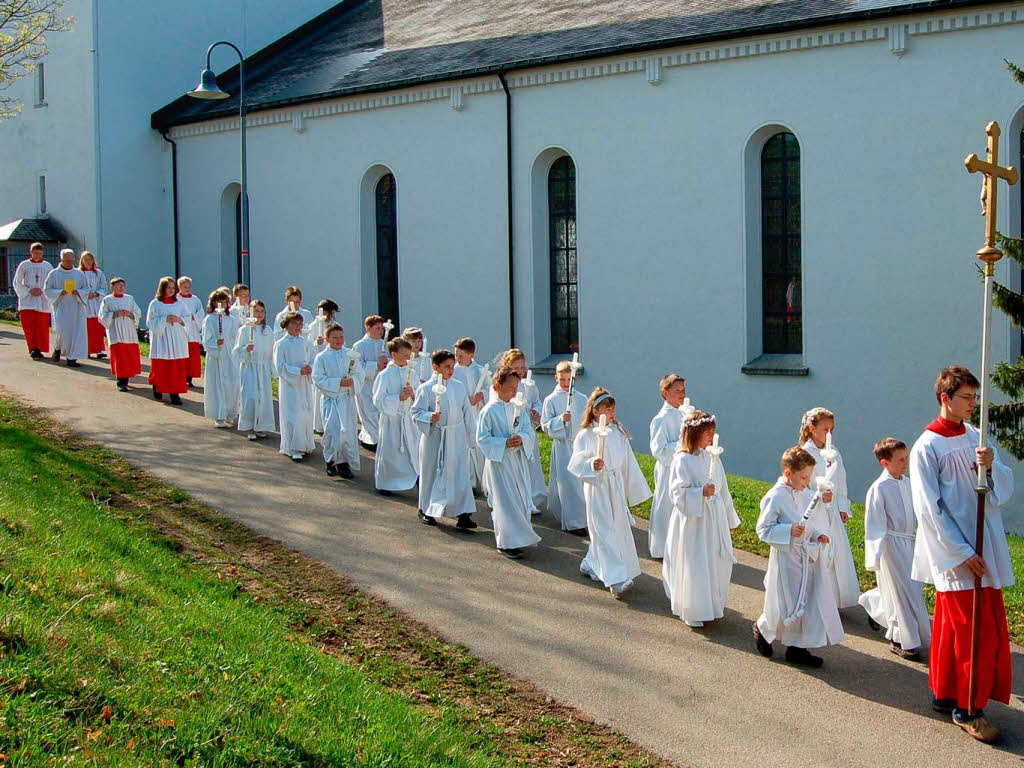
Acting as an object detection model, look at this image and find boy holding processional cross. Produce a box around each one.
[910,366,1014,742]
[649,374,687,558]
[372,336,420,495]
[273,285,314,342]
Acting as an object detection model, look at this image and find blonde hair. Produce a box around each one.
[555,360,571,374]
[177,275,192,286]
[402,326,424,341]
[499,348,526,368]
[798,407,834,445]
[580,387,615,430]
[77,251,97,270]
[680,410,716,454]
[782,446,816,473]
[660,373,685,393]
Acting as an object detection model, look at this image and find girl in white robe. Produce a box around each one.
[452,338,489,491]
[273,312,316,460]
[312,323,362,478]
[306,299,339,434]
[477,368,542,557]
[412,351,477,526]
[371,338,421,492]
[201,288,240,427]
[490,349,546,507]
[858,439,930,657]
[352,317,389,446]
[568,388,652,598]
[146,276,192,404]
[402,327,432,385]
[232,300,276,439]
[800,407,860,609]
[43,250,89,364]
[77,251,107,359]
[663,411,740,627]
[649,374,687,558]
[754,446,844,667]
[541,363,587,533]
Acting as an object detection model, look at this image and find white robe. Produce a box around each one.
[910,423,1015,592]
[273,333,316,455]
[273,306,313,342]
[12,258,53,313]
[178,294,205,345]
[413,375,476,518]
[312,346,362,469]
[305,315,333,432]
[452,361,488,489]
[202,311,240,423]
[97,294,142,345]
[145,298,192,360]
[229,300,251,326]
[43,266,89,360]
[371,361,421,491]
[649,403,683,558]
[541,386,587,530]
[568,426,652,588]
[663,451,740,623]
[489,381,546,506]
[858,470,931,649]
[352,333,387,444]
[232,323,276,432]
[756,478,844,648]
[477,399,542,550]
[803,439,860,609]
[80,268,107,320]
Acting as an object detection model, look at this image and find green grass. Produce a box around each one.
[0,401,511,766]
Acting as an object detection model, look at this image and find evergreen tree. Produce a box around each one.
[989,59,1024,459]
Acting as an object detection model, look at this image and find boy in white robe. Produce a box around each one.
[372,337,420,494]
[273,285,314,342]
[312,323,361,479]
[800,407,860,609]
[452,337,488,492]
[664,411,740,627]
[202,288,240,428]
[858,437,930,660]
[306,298,340,434]
[477,368,542,558]
[43,249,89,366]
[228,283,250,324]
[754,446,844,667]
[176,276,205,386]
[649,374,687,558]
[273,312,316,461]
[541,362,587,534]
[412,349,477,528]
[232,300,276,439]
[352,314,389,449]
[97,278,142,391]
[490,349,546,508]
[568,388,652,598]
[13,242,53,359]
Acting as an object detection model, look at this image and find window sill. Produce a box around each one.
[532,353,582,376]
[741,354,809,376]
[34,102,47,108]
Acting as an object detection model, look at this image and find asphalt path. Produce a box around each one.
[2,325,1023,767]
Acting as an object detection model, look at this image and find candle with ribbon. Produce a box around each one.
[346,347,361,387]
[432,374,447,416]
[511,391,527,430]
[473,365,491,411]
[706,431,724,482]
[215,306,225,341]
[382,318,394,344]
[594,414,611,467]
[565,352,582,408]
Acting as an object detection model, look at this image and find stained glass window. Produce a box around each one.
[376,173,399,331]
[761,133,801,354]
[549,157,578,354]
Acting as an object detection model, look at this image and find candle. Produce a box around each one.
[288,300,296,312]
[825,431,833,452]
[432,375,447,415]
[474,365,491,411]
[566,353,582,408]
[512,392,526,430]
[595,413,611,465]
[679,396,695,419]
[382,319,394,343]
[346,348,361,386]
[707,431,724,482]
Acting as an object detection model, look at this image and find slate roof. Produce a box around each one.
[0,217,68,243]
[152,0,1013,129]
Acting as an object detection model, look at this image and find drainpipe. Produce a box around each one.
[498,70,515,349]
[161,130,181,279]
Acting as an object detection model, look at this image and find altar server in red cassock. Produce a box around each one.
[12,242,52,359]
[146,276,191,405]
[176,276,204,385]
[97,277,142,391]
[78,251,107,359]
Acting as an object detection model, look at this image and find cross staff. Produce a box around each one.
[963,120,1018,717]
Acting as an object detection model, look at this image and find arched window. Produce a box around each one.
[548,156,578,354]
[375,173,399,330]
[761,132,801,354]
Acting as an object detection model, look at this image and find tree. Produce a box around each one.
[0,0,73,120]
[989,59,1024,460]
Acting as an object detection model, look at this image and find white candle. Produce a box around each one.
[433,375,446,414]
[382,319,394,343]
[825,431,833,452]
[512,392,526,429]
[595,413,611,465]
[288,301,296,312]
[707,431,724,481]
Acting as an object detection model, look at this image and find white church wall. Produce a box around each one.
[169,11,1024,525]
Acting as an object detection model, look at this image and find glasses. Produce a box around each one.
[952,393,978,404]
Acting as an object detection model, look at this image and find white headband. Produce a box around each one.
[593,392,614,408]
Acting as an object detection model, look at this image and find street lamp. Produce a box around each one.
[187,41,250,288]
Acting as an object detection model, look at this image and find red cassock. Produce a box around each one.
[187,341,202,378]
[149,358,188,394]
[19,310,50,353]
[109,342,141,379]
[86,317,106,355]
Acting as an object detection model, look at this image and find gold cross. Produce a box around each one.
[965,121,1019,273]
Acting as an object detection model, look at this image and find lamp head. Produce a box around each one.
[188,69,229,100]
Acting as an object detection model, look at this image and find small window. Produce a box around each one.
[35,63,45,106]
[38,175,47,215]
[761,132,801,354]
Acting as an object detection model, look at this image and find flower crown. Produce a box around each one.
[801,406,833,428]
[685,413,716,428]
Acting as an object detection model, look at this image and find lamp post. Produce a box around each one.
[187,41,250,288]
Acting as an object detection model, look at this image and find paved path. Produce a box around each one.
[2,325,1023,767]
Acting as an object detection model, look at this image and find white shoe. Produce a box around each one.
[247,432,258,441]
[215,420,228,428]
[685,620,705,628]
[290,452,304,461]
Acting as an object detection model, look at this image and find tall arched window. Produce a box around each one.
[548,156,578,354]
[375,173,399,330]
[761,132,801,354]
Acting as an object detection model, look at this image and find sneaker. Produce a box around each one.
[169,394,182,405]
[953,710,1000,743]
[66,359,81,367]
[290,453,304,462]
[360,441,377,453]
[890,642,920,661]
[784,646,824,668]
[499,547,523,559]
[418,510,437,526]
[753,623,773,658]
[456,514,477,530]
[247,432,258,441]
[867,616,881,632]
[337,463,353,479]
[325,461,338,477]
[255,432,267,439]
[531,508,542,515]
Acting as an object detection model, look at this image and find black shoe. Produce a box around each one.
[116,379,129,392]
[337,463,353,479]
[169,394,183,405]
[152,386,163,401]
[499,547,524,559]
[932,697,956,714]
[890,643,920,661]
[187,378,194,388]
[95,352,107,360]
[784,646,823,668]
[51,350,61,361]
[376,489,393,497]
[456,514,477,530]
[867,616,881,632]
[418,510,437,526]
[66,359,81,367]
[30,349,42,360]
[753,623,773,658]
[569,527,589,537]
[325,461,338,477]
[360,440,377,453]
